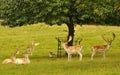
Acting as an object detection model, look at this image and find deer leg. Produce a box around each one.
[103,52,106,59]
[68,54,71,61]
[91,51,96,60]
[78,52,82,61]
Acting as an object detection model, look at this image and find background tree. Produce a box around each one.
[0,0,120,45]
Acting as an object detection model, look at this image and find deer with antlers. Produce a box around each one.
[25,42,39,56]
[62,36,83,61]
[91,33,115,60]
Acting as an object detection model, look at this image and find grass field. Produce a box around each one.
[0,23,120,75]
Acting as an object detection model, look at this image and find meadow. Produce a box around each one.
[0,23,120,75]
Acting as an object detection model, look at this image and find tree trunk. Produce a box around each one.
[66,16,75,46]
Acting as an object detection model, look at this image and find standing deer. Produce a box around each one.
[91,33,115,60]
[62,36,83,61]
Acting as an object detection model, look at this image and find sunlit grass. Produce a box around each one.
[0,23,120,75]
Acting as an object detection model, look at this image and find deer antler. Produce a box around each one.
[102,34,108,42]
[68,36,72,42]
[64,36,72,43]
[111,32,115,41]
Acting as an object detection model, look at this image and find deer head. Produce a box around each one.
[102,33,115,45]
[63,36,72,45]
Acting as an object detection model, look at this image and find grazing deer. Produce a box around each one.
[91,33,115,60]
[2,49,20,64]
[26,42,39,55]
[13,53,30,64]
[62,36,83,61]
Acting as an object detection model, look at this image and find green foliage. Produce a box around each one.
[0,0,120,27]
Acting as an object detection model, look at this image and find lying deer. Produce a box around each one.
[2,49,20,64]
[62,36,83,61]
[91,33,115,60]
[13,53,30,64]
[49,51,55,58]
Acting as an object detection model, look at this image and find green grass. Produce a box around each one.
[0,23,120,75]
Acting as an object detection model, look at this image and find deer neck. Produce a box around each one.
[106,44,111,50]
[28,45,34,50]
[11,56,16,61]
[62,43,69,51]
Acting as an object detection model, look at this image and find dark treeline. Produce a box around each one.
[0,0,120,27]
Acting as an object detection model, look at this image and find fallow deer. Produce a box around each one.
[91,33,115,60]
[62,36,83,61]
[2,49,20,64]
[25,41,39,55]
[49,51,55,58]
[13,53,30,64]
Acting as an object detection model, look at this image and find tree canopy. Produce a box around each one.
[0,0,120,26]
